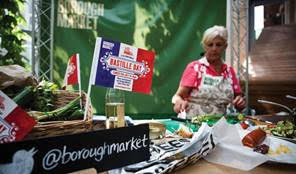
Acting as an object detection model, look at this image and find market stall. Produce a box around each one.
[1,36,296,174]
[79,114,296,173]
[1,66,296,173]
[1,1,296,173]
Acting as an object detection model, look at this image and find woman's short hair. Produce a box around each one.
[201,25,228,48]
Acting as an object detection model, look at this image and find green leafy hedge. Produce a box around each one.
[0,0,27,66]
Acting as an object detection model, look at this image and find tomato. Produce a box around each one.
[240,122,249,129]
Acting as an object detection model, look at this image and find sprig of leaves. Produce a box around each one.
[32,80,58,112]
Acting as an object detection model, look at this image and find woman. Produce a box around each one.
[172,25,245,119]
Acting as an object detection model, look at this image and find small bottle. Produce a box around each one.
[105,88,125,129]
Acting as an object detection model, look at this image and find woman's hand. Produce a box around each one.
[233,95,246,111]
[172,86,192,113]
[173,96,189,113]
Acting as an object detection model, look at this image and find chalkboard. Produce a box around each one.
[0,124,150,174]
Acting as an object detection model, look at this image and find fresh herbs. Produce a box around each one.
[11,80,84,121]
[191,113,245,126]
[29,96,83,121]
[192,114,224,125]
[31,80,58,112]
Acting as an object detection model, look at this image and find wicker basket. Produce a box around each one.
[24,90,93,140]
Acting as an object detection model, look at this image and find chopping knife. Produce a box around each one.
[171,116,191,122]
[171,110,191,122]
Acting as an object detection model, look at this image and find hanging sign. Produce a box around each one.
[0,124,150,174]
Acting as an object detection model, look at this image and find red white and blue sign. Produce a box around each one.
[90,38,155,94]
[0,90,36,144]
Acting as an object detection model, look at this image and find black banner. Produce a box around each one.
[0,124,150,174]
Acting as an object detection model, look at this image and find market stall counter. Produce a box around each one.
[173,159,296,174]
[119,115,296,174]
[71,159,296,174]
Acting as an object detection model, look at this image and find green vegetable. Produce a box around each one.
[13,86,34,108]
[237,113,245,121]
[191,113,244,126]
[30,96,82,121]
[264,120,296,138]
[192,114,224,126]
[68,109,84,120]
[32,80,58,112]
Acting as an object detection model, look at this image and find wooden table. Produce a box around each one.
[71,158,296,174]
[172,159,296,174]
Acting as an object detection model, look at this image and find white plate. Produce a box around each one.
[271,135,296,144]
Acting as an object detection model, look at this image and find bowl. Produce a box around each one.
[149,122,166,139]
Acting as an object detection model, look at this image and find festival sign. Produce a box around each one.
[90,37,155,94]
[0,124,150,174]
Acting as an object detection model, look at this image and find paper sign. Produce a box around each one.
[91,38,155,94]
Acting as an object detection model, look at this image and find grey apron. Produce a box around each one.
[186,64,234,119]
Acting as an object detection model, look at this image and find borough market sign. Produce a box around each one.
[0,124,150,174]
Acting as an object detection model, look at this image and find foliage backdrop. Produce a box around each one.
[0,0,27,66]
[53,0,226,118]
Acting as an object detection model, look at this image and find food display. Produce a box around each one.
[2,71,296,171]
[240,122,249,129]
[175,124,193,138]
[10,80,84,121]
[263,120,296,139]
[242,128,266,148]
[253,144,269,154]
[268,144,293,156]
[148,122,166,140]
[191,113,244,126]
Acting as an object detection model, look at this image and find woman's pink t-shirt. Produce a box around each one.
[180,58,242,96]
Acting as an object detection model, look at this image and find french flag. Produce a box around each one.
[0,91,36,144]
[90,38,155,94]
